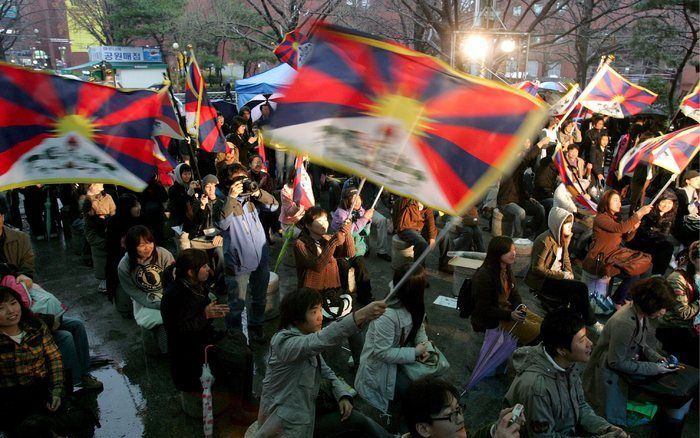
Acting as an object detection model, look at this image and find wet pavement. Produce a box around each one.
[28,219,698,438]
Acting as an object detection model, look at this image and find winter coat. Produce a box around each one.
[471,264,522,332]
[582,303,665,425]
[330,206,371,257]
[504,345,612,437]
[394,199,437,240]
[294,230,354,291]
[354,300,428,413]
[0,226,35,278]
[658,270,699,329]
[497,161,530,206]
[589,146,606,180]
[215,190,277,275]
[86,192,116,217]
[582,212,640,277]
[160,278,219,392]
[167,163,193,225]
[525,208,573,291]
[258,315,357,437]
[533,158,559,200]
[117,247,175,329]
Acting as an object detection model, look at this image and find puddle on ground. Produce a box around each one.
[92,365,146,438]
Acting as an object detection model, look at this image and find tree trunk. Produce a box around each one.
[667,2,698,113]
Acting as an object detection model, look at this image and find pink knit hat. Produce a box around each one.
[1,275,31,308]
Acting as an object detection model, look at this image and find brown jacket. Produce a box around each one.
[294,229,355,291]
[582,212,640,276]
[86,192,116,217]
[1,226,35,278]
[394,199,437,240]
[525,207,573,291]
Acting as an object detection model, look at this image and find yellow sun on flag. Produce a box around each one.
[365,93,432,137]
[612,94,626,104]
[53,114,98,140]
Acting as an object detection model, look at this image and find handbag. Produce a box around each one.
[500,311,543,345]
[399,341,450,381]
[605,248,652,277]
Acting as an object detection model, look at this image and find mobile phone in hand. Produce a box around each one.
[509,404,524,426]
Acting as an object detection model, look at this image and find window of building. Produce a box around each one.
[546,61,561,78]
[513,5,522,16]
[527,60,540,78]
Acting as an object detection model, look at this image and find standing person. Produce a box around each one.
[394,198,437,266]
[656,241,700,368]
[331,188,375,305]
[354,266,433,423]
[249,155,279,245]
[582,116,608,161]
[82,199,108,294]
[472,236,541,345]
[216,164,278,343]
[525,208,603,334]
[582,190,653,307]
[227,116,257,166]
[589,134,609,187]
[0,286,64,436]
[256,289,388,437]
[626,190,677,275]
[673,169,700,247]
[167,163,197,227]
[216,143,240,174]
[583,278,699,436]
[117,225,174,354]
[504,310,628,438]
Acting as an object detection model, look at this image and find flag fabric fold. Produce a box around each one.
[577,64,657,118]
[267,23,547,215]
[549,84,579,116]
[679,82,700,123]
[274,28,312,70]
[0,63,163,191]
[618,125,700,177]
[185,55,227,153]
[552,145,598,214]
[292,156,315,209]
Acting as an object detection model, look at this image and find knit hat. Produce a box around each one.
[202,174,219,186]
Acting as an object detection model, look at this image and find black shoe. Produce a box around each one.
[377,253,392,262]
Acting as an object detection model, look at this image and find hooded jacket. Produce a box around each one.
[167,163,193,225]
[525,207,573,291]
[504,345,611,437]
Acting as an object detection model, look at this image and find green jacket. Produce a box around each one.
[658,270,699,329]
[504,345,612,437]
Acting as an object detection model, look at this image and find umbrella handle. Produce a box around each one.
[204,344,215,364]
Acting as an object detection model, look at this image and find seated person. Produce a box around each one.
[524,207,602,334]
[0,286,64,436]
[330,187,374,304]
[160,249,255,423]
[394,197,437,265]
[403,376,523,438]
[626,190,677,275]
[117,225,174,354]
[533,156,558,216]
[255,289,387,437]
[452,206,485,253]
[552,180,594,259]
[496,151,545,238]
[472,236,541,345]
[504,309,627,437]
[656,241,700,368]
[583,277,699,436]
[673,169,700,247]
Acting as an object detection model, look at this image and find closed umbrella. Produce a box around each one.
[461,325,518,395]
[201,345,216,438]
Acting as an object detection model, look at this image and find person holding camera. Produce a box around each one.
[504,309,627,438]
[215,163,278,344]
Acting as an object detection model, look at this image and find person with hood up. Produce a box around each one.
[504,309,627,438]
[525,207,603,335]
[167,163,198,227]
[583,277,698,436]
[552,179,594,260]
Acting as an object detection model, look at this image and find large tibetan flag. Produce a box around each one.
[553,146,597,214]
[549,84,579,116]
[619,125,700,177]
[578,64,657,118]
[267,24,547,215]
[0,63,163,191]
[154,91,185,140]
[293,155,314,208]
[274,28,312,70]
[679,82,700,123]
[185,54,226,153]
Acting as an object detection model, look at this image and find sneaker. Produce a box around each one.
[78,375,104,391]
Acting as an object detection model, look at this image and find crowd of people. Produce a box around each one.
[0,106,698,438]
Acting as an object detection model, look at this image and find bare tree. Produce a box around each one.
[0,0,28,60]
[65,0,129,46]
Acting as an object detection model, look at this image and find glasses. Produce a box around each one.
[430,405,464,424]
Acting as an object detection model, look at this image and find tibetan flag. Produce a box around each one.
[679,82,700,123]
[515,81,539,97]
[619,125,700,177]
[185,54,226,153]
[256,130,269,172]
[153,91,185,140]
[274,28,312,70]
[549,84,580,116]
[578,64,657,118]
[267,23,547,215]
[616,134,664,178]
[0,63,163,191]
[553,145,597,214]
[293,155,314,208]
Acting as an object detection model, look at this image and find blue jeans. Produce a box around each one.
[455,227,485,252]
[224,244,270,331]
[53,316,90,384]
[398,229,429,262]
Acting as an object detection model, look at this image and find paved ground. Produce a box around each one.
[26,215,698,437]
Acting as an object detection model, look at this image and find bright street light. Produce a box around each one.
[461,34,489,60]
[172,42,179,50]
[500,39,516,53]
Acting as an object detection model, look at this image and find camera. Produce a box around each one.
[231,176,259,196]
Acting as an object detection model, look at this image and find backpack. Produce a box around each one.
[457,276,475,319]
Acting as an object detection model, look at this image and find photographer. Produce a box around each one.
[215,163,278,344]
